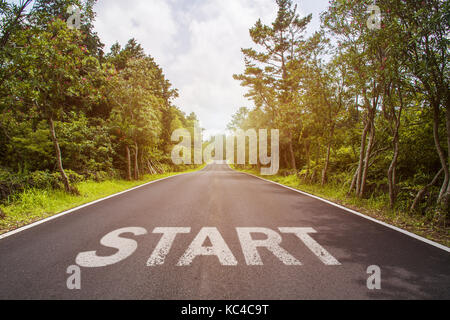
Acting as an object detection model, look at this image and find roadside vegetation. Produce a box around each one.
[230,0,449,240]
[0,0,202,229]
[0,165,202,235]
[233,166,449,247]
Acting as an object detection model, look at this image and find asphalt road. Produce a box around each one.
[0,163,449,299]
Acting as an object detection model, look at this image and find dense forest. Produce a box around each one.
[230,0,449,219]
[0,0,199,203]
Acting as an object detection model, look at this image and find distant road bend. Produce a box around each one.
[0,163,449,299]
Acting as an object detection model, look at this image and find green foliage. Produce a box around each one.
[0,1,198,198]
[0,167,85,201]
[0,167,203,233]
[233,0,450,219]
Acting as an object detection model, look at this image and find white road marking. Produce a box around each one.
[236,227,302,265]
[279,227,341,265]
[76,227,147,268]
[73,226,342,267]
[177,227,238,266]
[147,227,191,266]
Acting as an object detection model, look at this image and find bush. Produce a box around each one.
[0,167,26,201]
[85,170,111,182]
[62,170,85,184]
[0,168,89,202]
[27,171,59,189]
[278,169,296,177]
[26,170,84,190]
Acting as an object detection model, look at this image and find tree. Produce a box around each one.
[387,0,450,209]
[109,58,162,180]
[289,32,349,185]
[234,0,311,170]
[0,0,192,202]
[231,0,449,220]
[322,0,386,198]
[105,38,146,71]
[0,0,33,50]
[5,19,103,193]
[0,0,33,97]
[30,0,104,57]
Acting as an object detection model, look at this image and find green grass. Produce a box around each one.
[0,166,204,235]
[233,166,450,247]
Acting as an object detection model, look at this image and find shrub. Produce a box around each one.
[27,171,58,189]
[0,167,26,201]
[0,168,89,202]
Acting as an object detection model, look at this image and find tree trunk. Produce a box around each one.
[48,117,73,193]
[359,121,375,197]
[349,169,358,195]
[443,102,450,207]
[432,103,449,203]
[282,149,289,169]
[126,145,132,180]
[134,141,139,180]
[388,88,403,208]
[388,133,400,208]
[355,120,369,195]
[288,133,296,171]
[411,168,444,212]
[154,160,165,174]
[147,160,157,175]
[321,141,331,186]
[321,126,335,186]
[150,159,161,174]
[306,141,311,176]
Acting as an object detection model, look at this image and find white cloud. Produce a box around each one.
[94,0,178,64]
[94,0,328,138]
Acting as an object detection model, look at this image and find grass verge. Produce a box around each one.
[0,166,204,235]
[232,166,450,248]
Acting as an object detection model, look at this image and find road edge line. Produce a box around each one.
[233,168,450,253]
[0,167,206,241]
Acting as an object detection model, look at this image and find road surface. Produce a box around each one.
[0,164,449,299]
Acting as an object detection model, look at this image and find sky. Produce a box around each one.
[85,0,330,137]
